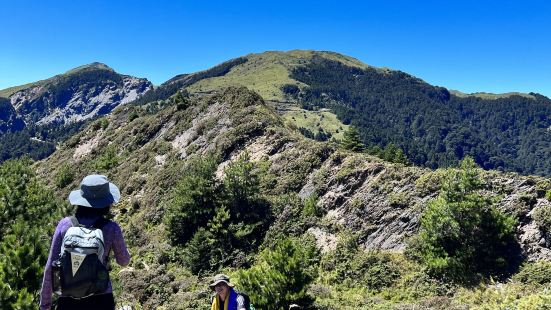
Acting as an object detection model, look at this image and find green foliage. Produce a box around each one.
[131,57,247,106]
[172,90,191,111]
[321,233,401,291]
[341,126,364,152]
[0,159,58,236]
[376,144,410,165]
[55,163,75,188]
[165,153,270,274]
[0,119,88,164]
[0,130,56,163]
[302,194,322,218]
[128,110,139,122]
[92,118,109,130]
[236,237,319,310]
[291,57,551,176]
[533,205,551,233]
[454,282,551,309]
[408,157,518,284]
[182,227,222,275]
[0,159,64,309]
[0,220,48,309]
[512,261,551,285]
[415,169,447,195]
[165,155,219,246]
[94,145,121,171]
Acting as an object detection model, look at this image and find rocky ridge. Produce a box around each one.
[39,86,551,260]
[33,86,551,308]
[2,63,152,128]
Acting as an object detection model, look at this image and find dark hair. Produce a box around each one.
[75,205,111,218]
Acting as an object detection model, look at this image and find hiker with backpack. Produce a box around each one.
[209,274,251,310]
[40,175,131,310]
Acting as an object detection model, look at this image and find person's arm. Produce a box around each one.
[111,222,131,266]
[39,220,65,310]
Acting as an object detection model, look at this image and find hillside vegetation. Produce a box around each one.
[174,50,551,177]
[1,87,547,309]
[186,50,368,101]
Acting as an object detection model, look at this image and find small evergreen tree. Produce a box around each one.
[237,237,319,310]
[408,157,518,283]
[341,126,364,152]
[173,90,191,111]
[55,164,75,188]
[0,159,65,309]
[165,155,220,245]
[166,153,270,273]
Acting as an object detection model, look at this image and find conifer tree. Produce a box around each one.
[237,238,319,310]
[409,157,518,283]
[341,126,364,152]
[0,159,63,309]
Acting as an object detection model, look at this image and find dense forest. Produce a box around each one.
[0,119,90,163]
[287,57,551,176]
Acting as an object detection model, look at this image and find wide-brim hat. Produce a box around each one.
[69,174,120,209]
[209,274,234,290]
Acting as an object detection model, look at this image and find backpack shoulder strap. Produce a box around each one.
[69,216,80,227]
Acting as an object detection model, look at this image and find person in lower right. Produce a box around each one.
[209,274,247,310]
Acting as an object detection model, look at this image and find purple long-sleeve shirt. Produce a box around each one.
[39,215,131,310]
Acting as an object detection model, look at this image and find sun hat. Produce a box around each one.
[209,274,234,290]
[68,174,120,208]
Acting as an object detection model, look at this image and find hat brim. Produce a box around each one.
[69,183,120,208]
[209,279,234,290]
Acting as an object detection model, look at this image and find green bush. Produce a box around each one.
[512,261,551,285]
[165,155,219,246]
[533,205,551,233]
[92,118,109,130]
[172,90,190,111]
[236,237,319,310]
[165,153,271,273]
[321,233,401,291]
[55,164,75,188]
[0,159,65,309]
[301,194,323,218]
[128,111,139,122]
[94,145,120,171]
[408,157,518,284]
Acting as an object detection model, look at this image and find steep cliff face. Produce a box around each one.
[5,63,152,126]
[0,97,24,134]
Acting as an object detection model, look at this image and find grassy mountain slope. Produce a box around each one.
[449,89,535,100]
[34,87,551,309]
[186,50,369,101]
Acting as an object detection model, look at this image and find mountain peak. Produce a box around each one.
[65,62,114,75]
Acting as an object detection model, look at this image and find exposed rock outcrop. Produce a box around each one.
[6,64,152,127]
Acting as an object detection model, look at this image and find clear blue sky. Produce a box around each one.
[1,0,550,97]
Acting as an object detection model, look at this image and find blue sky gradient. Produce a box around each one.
[1,0,550,97]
